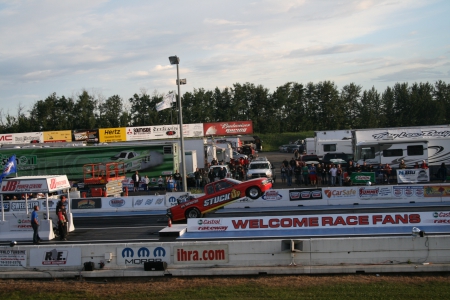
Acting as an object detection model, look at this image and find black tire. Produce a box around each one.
[185,208,202,219]
[246,186,261,199]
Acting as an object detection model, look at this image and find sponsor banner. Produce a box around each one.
[183,123,204,138]
[133,196,166,208]
[99,127,127,143]
[187,211,447,232]
[323,187,358,199]
[30,248,81,267]
[126,126,152,141]
[424,186,450,197]
[429,211,450,224]
[203,121,253,136]
[9,217,32,231]
[358,186,393,199]
[117,246,170,265]
[43,130,72,143]
[0,132,43,144]
[393,186,424,198]
[0,250,27,267]
[152,125,179,139]
[289,188,322,201]
[2,200,39,212]
[72,129,99,143]
[71,198,102,209]
[0,176,70,193]
[261,190,283,201]
[101,197,133,209]
[350,172,375,184]
[173,244,229,265]
[397,169,430,183]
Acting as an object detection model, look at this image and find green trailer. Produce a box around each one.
[0,142,179,181]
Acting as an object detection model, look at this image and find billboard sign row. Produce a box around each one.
[0,121,251,145]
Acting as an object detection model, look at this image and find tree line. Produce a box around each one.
[1,80,449,134]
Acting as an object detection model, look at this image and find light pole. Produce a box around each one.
[169,55,187,192]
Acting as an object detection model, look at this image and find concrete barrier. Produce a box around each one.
[0,235,449,277]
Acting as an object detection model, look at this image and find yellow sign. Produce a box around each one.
[99,127,127,143]
[43,131,72,143]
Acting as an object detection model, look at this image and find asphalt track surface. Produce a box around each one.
[4,151,449,246]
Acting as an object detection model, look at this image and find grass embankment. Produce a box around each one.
[1,274,449,299]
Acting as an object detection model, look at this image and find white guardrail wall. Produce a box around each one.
[0,235,449,277]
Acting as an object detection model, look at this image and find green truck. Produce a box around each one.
[0,142,179,181]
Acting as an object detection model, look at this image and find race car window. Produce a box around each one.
[215,181,232,191]
[206,185,214,194]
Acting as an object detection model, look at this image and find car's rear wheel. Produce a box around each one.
[246,187,261,199]
[185,208,202,219]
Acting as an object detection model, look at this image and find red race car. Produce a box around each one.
[167,178,272,221]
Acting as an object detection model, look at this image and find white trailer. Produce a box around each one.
[305,138,316,155]
[184,150,198,174]
[352,125,450,174]
[314,130,353,160]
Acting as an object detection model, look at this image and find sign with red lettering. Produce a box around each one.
[187,211,449,232]
[203,121,253,136]
[0,176,70,193]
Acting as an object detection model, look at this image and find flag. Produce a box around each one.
[0,155,17,181]
[156,93,175,112]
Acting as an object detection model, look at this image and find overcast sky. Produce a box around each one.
[0,0,449,115]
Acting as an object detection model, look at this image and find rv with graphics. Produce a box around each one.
[0,142,179,181]
[352,125,450,174]
[315,130,353,160]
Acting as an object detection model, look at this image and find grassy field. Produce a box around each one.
[1,274,449,299]
[257,132,314,152]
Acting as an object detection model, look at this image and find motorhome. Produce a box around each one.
[314,130,353,160]
[352,125,450,174]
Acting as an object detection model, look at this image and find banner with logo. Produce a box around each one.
[43,131,72,143]
[203,121,253,136]
[322,187,358,199]
[289,188,323,200]
[173,244,229,265]
[71,198,102,209]
[397,169,430,183]
[99,127,127,143]
[0,176,70,193]
[358,186,393,199]
[187,211,450,232]
[102,197,133,209]
[424,186,450,197]
[116,246,170,265]
[0,250,27,267]
[30,248,81,267]
[393,186,425,198]
[350,172,375,184]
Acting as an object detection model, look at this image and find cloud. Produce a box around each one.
[288,44,372,58]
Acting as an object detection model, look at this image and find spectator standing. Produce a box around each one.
[384,164,392,184]
[131,171,141,192]
[286,165,293,187]
[399,160,407,169]
[337,164,343,186]
[421,160,428,169]
[173,170,182,191]
[194,168,202,189]
[280,165,287,183]
[144,175,150,191]
[309,163,317,186]
[57,203,67,241]
[31,205,40,244]
[167,176,175,192]
[208,168,215,183]
[157,176,164,191]
[329,164,338,186]
[302,163,309,186]
[317,163,323,186]
[294,164,302,186]
[438,163,447,182]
